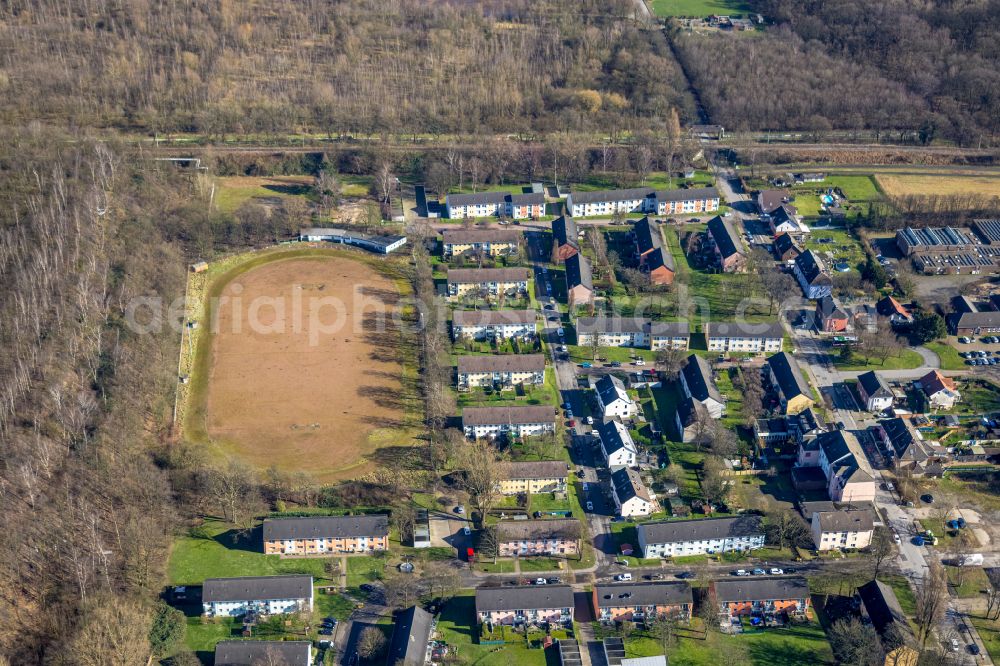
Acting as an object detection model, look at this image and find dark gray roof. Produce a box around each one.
[707,216,744,260]
[858,580,910,637]
[496,519,581,541]
[610,466,652,503]
[772,204,799,224]
[677,395,708,428]
[648,321,690,337]
[878,418,930,462]
[596,374,629,407]
[452,309,536,326]
[577,316,646,335]
[553,216,579,247]
[594,582,692,609]
[638,515,763,545]
[704,320,784,340]
[758,190,790,214]
[773,232,802,256]
[955,311,1000,329]
[795,250,832,286]
[767,352,811,401]
[510,192,545,205]
[816,431,873,483]
[447,268,530,284]
[633,217,663,255]
[816,430,853,464]
[646,247,675,275]
[202,575,313,603]
[386,606,434,666]
[569,187,652,205]
[214,641,311,666]
[457,354,545,375]
[475,585,574,612]
[506,460,567,480]
[816,295,847,321]
[596,419,635,456]
[815,509,875,533]
[462,406,555,426]
[442,229,522,245]
[262,515,388,542]
[565,253,593,291]
[654,186,719,203]
[447,191,509,206]
[857,371,892,400]
[713,577,809,603]
[681,354,724,405]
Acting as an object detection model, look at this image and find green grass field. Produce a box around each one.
[925,341,966,371]
[820,175,881,201]
[651,0,751,17]
[803,228,867,270]
[574,170,716,191]
[832,349,924,371]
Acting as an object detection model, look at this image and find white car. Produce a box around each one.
[582,482,589,491]
[951,638,960,652]
[893,533,901,544]
[535,578,547,585]
[615,573,633,582]
[586,501,594,511]
[634,359,646,366]
[463,527,471,536]
[769,568,784,575]
[586,416,594,425]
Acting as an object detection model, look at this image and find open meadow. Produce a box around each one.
[875,174,1000,198]
[184,249,420,480]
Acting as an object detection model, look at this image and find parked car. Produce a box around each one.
[969,644,981,655]
[734,570,750,577]
[769,568,784,575]
[951,639,960,652]
[634,359,646,366]
[610,361,622,367]
[752,568,766,575]
[535,578,547,585]
[547,577,561,584]
[921,494,935,504]
[454,506,465,514]
[557,328,565,337]
[586,416,594,425]
[615,573,633,582]
[675,571,693,579]
[463,527,471,536]
[586,501,594,511]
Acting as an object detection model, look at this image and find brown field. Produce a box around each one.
[203,255,411,480]
[875,174,1000,198]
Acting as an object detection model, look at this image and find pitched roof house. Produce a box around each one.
[610,466,656,518]
[475,585,574,625]
[793,250,833,299]
[565,253,594,306]
[597,419,638,467]
[495,519,582,557]
[386,606,435,666]
[214,641,312,666]
[262,515,389,556]
[917,370,961,410]
[675,396,709,443]
[595,374,638,419]
[876,296,913,326]
[811,430,877,502]
[711,577,810,619]
[858,580,912,641]
[757,189,791,215]
[815,295,849,332]
[552,216,580,261]
[766,352,815,415]
[875,417,933,471]
[773,232,803,262]
[637,516,765,558]
[501,460,568,495]
[679,354,725,418]
[593,582,693,623]
[811,509,875,551]
[857,371,893,412]
[462,406,557,439]
[632,217,676,284]
[202,575,314,617]
[706,215,746,273]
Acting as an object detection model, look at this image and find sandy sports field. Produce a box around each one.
[875,174,1000,198]
[202,255,409,479]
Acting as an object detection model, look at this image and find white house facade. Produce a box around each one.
[637,517,764,558]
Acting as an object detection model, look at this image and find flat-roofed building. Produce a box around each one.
[456,354,545,388]
[501,460,568,495]
[637,516,764,558]
[462,405,556,439]
[451,309,536,340]
[262,515,389,556]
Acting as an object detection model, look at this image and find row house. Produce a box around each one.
[593,582,693,623]
[215,641,312,666]
[857,371,893,412]
[462,405,556,439]
[753,408,822,447]
[202,575,314,617]
[711,577,810,620]
[797,430,876,502]
[811,509,875,551]
[637,516,765,559]
[495,519,581,557]
[500,460,568,495]
[610,466,656,518]
[451,309,536,341]
[552,216,581,261]
[874,417,933,472]
[597,419,638,467]
[595,374,639,419]
[793,250,833,300]
[565,187,719,218]
[441,229,521,258]
[706,216,747,273]
[575,317,690,350]
[704,321,783,354]
[767,352,815,415]
[446,268,530,299]
[475,585,574,626]
[445,191,544,220]
[633,217,675,285]
[262,515,389,556]
[679,354,726,418]
[456,354,545,389]
[565,253,595,306]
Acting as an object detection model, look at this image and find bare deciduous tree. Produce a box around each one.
[458,439,508,527]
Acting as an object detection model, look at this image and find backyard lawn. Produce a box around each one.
[823,175,881,201]
[168,519,333,586]
[803,228,867,270]
[435,593,548,666]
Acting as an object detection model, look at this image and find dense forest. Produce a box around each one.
[0,0,695,136]
[679,0,1000,144]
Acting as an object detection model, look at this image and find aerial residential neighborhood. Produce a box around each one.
[7,1,1000,665]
